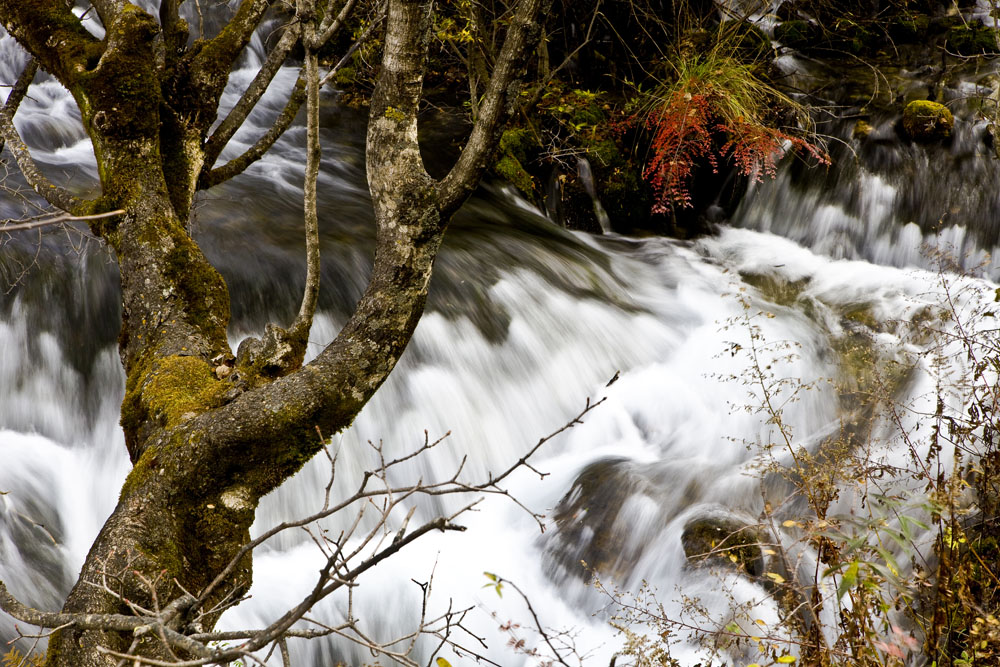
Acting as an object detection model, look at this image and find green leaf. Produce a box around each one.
[837,561,859,600]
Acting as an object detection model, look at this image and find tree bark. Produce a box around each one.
[0,0,551,664]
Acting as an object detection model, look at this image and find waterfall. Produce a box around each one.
[0,7,996,666]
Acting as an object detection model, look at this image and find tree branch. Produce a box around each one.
[198,78,307,189]
[0,87,95,215]
[311,0,361,49]
[91,0,127,26]
[200,6,383,190]
[0,0,102,87]
[195,0,274,73]
[202,21,301,170]
[287,5,322,349]
[0,209,124,233]
[0,582,212,659]
[0,56,37,157]
[435,0,553,216]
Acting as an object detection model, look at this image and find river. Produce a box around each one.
[0,4,997,666]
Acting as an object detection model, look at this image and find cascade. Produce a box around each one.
[0,4,996,665]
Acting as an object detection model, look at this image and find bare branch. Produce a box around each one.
[288,13,322,347]
[0,57,38,158]
[203,22,302,169]
[0,57,94,214]
[318,10,385,88]
[201,9,383,190]
[199,78,307,189]
[311,0,361,49]
[0,209,124,233]
[0,581,212,659]
[0,91,95,216]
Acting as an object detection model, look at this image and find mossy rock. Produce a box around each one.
[947,20,1000,55]
[740,271,811,307]
[889,14,931,42]
[499,127,536,164]
[681,510,765,576]
[494,128,540,195]
[853,119,873,140]
[902,100,954,142]
[495,155,535,195]
[774,20,819,49]
[570,103,605,128]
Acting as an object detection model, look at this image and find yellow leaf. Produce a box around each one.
[766,572,785,584]
[747,664,761,667]
[762,549,776,555]
[782,520,799,528]
[436,659,452,667]
[776,655,797,663]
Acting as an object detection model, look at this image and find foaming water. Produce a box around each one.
[0,10,997,666]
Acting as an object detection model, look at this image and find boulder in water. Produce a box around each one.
[546,458,665,580]
[681,508,766,577]
[902,100,953,142]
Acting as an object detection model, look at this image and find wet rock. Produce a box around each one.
[902,100,954,142]
[774,20,818,50]
[740,271,811,307]
[546,458,663,579]
[853,119,873,140]
[680,508,766,577]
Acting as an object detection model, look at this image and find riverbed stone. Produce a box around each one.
[681,510,766,576]
[902,100,953,142]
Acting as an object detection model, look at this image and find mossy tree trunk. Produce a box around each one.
[0,0,549,665]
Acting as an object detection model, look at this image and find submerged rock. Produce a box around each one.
[546,457,658,579]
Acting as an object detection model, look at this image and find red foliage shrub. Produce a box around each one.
[638,80,829,213]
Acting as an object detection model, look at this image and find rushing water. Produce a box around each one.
[1,4,998,666]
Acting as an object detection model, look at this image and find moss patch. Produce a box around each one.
[494,128,539,195]
[947,20,1000,56]
[902,100,954,142]
[163,229,231,348]
[120,355,226,460]
[741,272,811,307]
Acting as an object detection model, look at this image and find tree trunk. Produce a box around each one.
[0,0,551,664]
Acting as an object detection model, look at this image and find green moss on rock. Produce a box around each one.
[902,100,953,142]
[494,128,539,195]
[495,155,535,195]
[947,20,1000,56]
